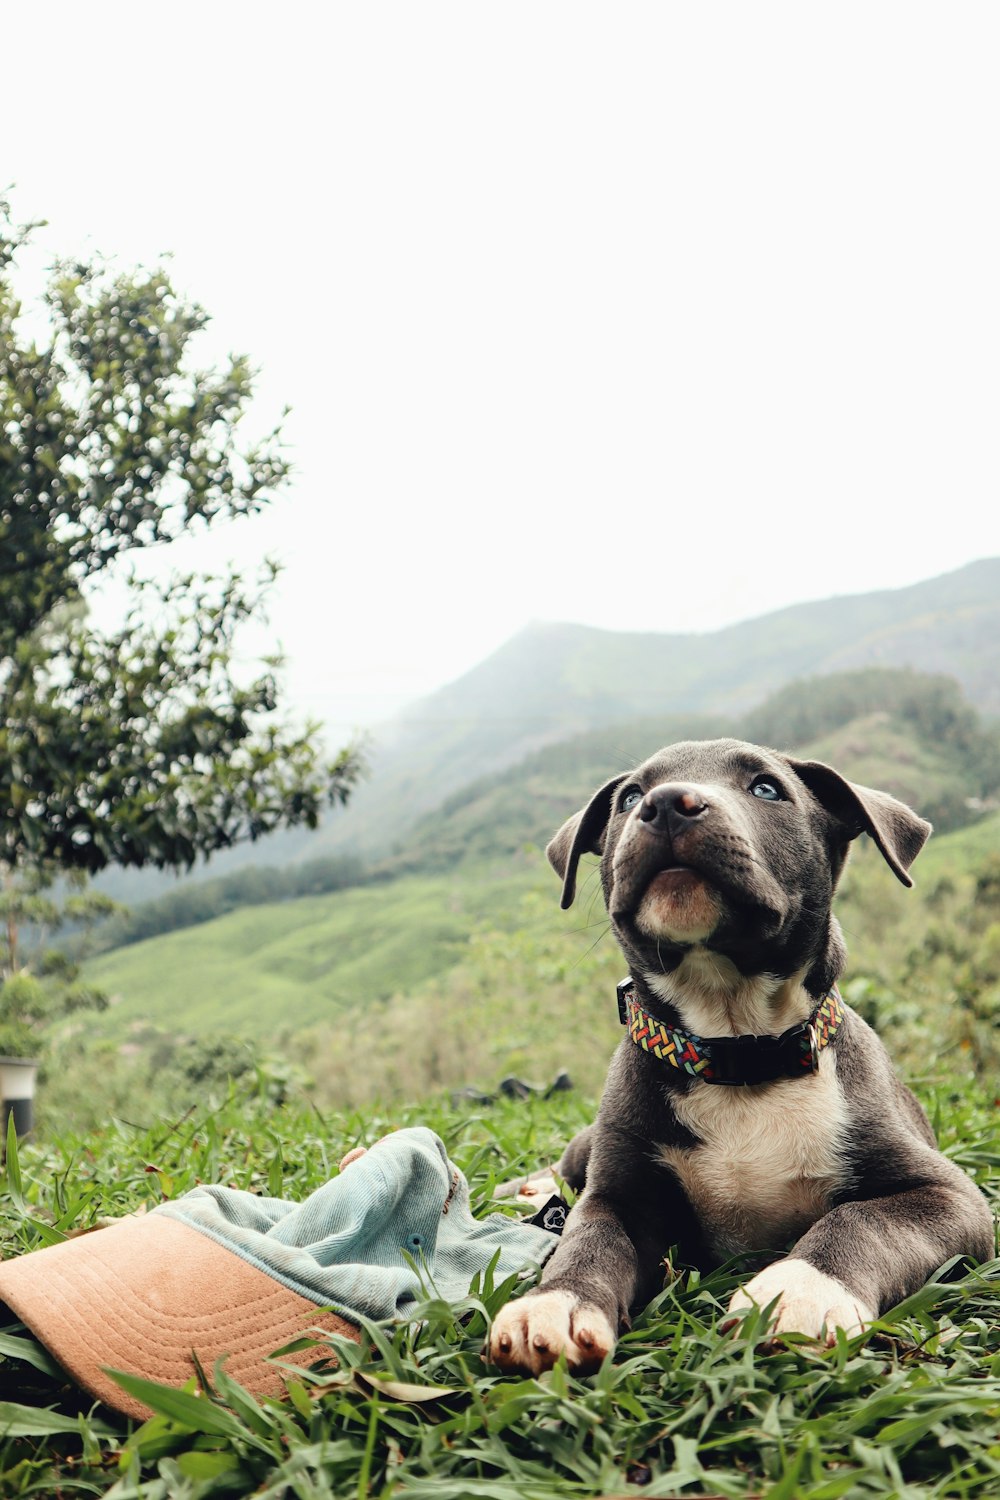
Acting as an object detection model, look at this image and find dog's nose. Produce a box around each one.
[637,784,709,831]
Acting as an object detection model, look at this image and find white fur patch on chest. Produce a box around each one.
[641,954,807,1038]
[657,1050,849,1258]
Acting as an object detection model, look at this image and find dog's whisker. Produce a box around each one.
[571,924,612,966]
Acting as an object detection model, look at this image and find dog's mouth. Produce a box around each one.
[612,859,723,945]
[646,865,701,890]
[610,850,706,914]
[611,847,792,955]
[606,799,795,954]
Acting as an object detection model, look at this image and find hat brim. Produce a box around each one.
[0,1213,358,1421]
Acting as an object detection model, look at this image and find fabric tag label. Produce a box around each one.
[527,1196,569,1236]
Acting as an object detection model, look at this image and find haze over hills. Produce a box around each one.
[315,556,1000,860]
[97,660,1000,956]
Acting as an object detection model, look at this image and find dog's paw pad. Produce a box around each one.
[338,1146,368,1170]
[726,1259,874,1344]
[489,1289,615,1376]
[513,1172,561,1205]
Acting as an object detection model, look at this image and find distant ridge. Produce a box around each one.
[320,557,1000,858]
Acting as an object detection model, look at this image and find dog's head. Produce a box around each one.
[547,738,931,999]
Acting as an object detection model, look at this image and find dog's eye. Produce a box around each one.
[750,777,784,802]
[620,787,643,812]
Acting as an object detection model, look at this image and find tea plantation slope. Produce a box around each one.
[85,862,544,1039]
[81,807,1000,1107]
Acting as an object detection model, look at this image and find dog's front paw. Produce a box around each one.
[489,1289,616,1376]
[492,1170,561,1206]
[725,1259,875,1344]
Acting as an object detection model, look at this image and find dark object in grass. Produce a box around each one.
[451,1071,575,1108]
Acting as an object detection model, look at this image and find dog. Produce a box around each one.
[488,738,994,1375]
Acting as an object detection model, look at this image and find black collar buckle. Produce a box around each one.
[701,1020,819,1086]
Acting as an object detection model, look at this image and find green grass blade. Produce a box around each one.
[4,1114,23,1210]
[0,1399,116,1437]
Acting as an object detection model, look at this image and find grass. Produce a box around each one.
[1,1076,998,1498]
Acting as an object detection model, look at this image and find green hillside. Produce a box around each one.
[378,667,998,877]
[89,559,1000,906]
[85,861,542,1038]
[68,663,1000,1131]
[376,710,731,877]
[97,666,998,935]
[335,811,1000,1113]
[76,808,1000,1131]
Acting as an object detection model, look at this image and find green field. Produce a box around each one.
[74,811,1000,1125]
[86,861,546,1038]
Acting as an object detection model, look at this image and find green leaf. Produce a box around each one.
[0,1399,116,1437]
[105,1370,249,1438]
[173,1449,243,1481]
[877,1401,996,1444]
[285,1380,312,1420]
[210,1364,275,1439]
[266,1146,283,1199]
[0,1330,63,1378]
[763,1442,808,1500]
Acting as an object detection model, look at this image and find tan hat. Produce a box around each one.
[0,1127,557,1421]
[0,1212,357,1420]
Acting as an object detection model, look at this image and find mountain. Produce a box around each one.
[80,658,1000,1110]
[372,666,999,878]
[315,557,1000,860]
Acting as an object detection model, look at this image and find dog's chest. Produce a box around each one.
[656,1053,848,1259]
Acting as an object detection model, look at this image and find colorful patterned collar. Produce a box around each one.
[616,978,845,1087]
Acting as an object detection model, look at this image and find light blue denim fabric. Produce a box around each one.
[155,1126,555,1322]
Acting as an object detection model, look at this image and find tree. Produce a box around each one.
[0,864,118,1057]
[0,197,364,881]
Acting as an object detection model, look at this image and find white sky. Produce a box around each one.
[6,3,1000,744]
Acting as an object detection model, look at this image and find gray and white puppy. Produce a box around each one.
[489,738,994,1375]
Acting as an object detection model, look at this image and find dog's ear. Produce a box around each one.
[785,757,932,887]
[546,775,627,909]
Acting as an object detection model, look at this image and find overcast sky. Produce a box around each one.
[6,3,999,745]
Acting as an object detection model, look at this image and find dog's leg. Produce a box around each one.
[727,1164,994,1342]
[556,1124,596,1193]
[488,1192,647,1375]
[489,1141,697,1376]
